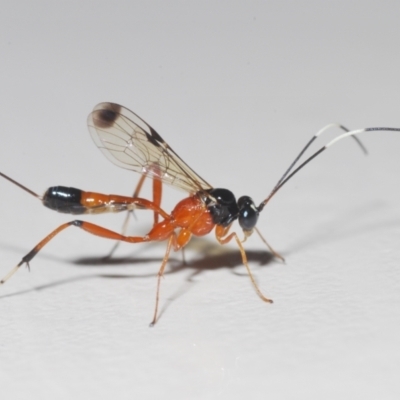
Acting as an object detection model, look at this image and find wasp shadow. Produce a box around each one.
[73,237,275,276]
[0,238,276,304]
[2,200,400,303]
[72,240,276,322]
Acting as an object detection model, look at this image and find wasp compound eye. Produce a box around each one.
[238,196,259,231]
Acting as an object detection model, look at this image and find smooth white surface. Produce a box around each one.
[1,1,400,399]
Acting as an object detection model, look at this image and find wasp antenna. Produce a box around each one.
[259,126,400,210]
[271,123,367,195]
[0,171,42,200]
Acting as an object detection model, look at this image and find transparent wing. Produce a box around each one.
[87,102,213,194]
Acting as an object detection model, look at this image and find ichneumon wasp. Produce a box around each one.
[1,102,399,325]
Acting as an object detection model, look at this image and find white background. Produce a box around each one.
[1,1,400,399]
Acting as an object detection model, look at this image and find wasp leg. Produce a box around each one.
[0,197,169,286]
[106,165,163,258]
[254,227,285,262]
[215,225,273,304]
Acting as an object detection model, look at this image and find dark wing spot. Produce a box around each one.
[92,103,122,129]
[145,127,165,147]
[150,127,165,144]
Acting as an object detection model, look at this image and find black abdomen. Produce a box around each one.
[42,186,87,214]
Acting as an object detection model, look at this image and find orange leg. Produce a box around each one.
[150,227,193,325]
[106,168,163,258]
[132,173,146,198]
[132,165,163,225]
[0,220,156,285]
[150,233,176,326]
[215,225,273,304]
[0,216,194,325]
[254,227,285,262]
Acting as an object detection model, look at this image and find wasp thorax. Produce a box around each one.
[237,196,259,232]
[206,188,239,227]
